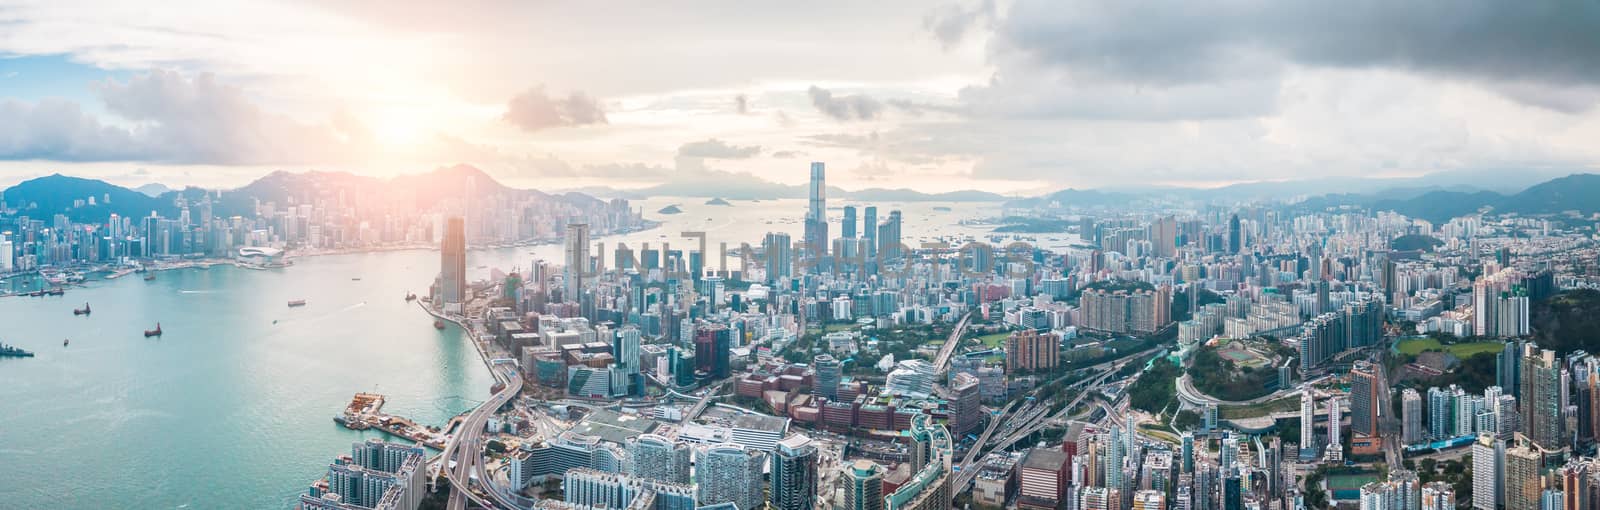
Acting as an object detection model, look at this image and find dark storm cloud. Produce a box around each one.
[502,85,608,132]
[993,1,1600,110]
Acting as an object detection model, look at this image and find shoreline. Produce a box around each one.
[0,221,664,298]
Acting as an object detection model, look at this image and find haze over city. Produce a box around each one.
[8,3,1600,510]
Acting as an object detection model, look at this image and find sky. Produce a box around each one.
[2,1,1600,194]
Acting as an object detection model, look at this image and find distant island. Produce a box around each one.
[657,205,683,214]
[705,197,732,206]
[992,217,1071,233]
[932,206,952,212]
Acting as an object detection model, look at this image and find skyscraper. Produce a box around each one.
[877,210,903,260]
[696,445,765,510]
[439,216,467,309]
[1226,214,1241,254]
[1471,434,1503,510]
[1402,389,1424,445]
[1504,441,1542,510]
[1522,347,1563,449]
[804,162,829,261]
[1421,481,1456,510]
[764,232,793,284]
[1326,396,1343,462]
[565,222,590,301]
[863,206,878,258]
[1350,360,1381,438]
[949,373,982,438]
[770,435,818,510]
[626,434,691,484]
[842,205,857,238]
[844,460,884,510]
[814,354,842,400]
[1301,386,1317,455]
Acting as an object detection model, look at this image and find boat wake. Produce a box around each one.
[178,290,218,294]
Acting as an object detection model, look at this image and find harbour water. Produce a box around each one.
[0,197,1018,508]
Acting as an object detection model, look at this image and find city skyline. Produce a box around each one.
[4,2,1600,194]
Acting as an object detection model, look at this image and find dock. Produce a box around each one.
[335,393,447,449]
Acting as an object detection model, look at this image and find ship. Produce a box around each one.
[433,320,446,330]
[287,299,307,307]
[45,288,64,296]
[144,274,156,281]
[73,302,91,316]
[404,292,417,301]
[1,343,35,358]
[144,323,163,337]
[62,338,68,347]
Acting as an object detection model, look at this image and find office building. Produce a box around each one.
[949,373,983,438]
[439,216,467,309]
[844,460,884,510]
[863,207,878,258]
[565,222,590,301]
[842,206,857,239]
[1350,360,1382,438]
[764,232,792,284]
[804,163,829,261]
[770,435,818,510]
[814,354,842,400]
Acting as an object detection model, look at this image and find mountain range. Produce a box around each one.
[7,165,1600,226]
[0,165,600,224]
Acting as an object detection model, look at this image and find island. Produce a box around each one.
[705,197,732,206]
[657,205,683,214]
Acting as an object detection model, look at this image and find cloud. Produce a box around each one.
[502,85,608,132]
[0,98,144,161]
[978,1,1600,114]
[734,94,750,114]
[924,0,996,49]
[808,86,885,121]
[770,150,803,159]
[677,138,761,159]
[0,70,366,164]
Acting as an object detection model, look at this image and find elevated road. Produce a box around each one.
[933,314,973,376]
[444,362,523,510]
[951,345,1164,492]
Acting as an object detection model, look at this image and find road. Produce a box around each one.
[443,362,523,510]
[950,346,1162,492]
[932,314,973,376]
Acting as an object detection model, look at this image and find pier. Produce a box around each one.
[335,392,447,449]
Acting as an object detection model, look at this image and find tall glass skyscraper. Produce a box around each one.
[770,435,818,510]
[804,162,829,262]
[439,216,467,309]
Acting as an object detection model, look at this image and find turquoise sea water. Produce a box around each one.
[0,250,494,509]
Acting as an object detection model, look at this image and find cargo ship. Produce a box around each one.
[0,343,34,358]
[73,303,91,316]
[144,323,163,337]
[287,299,307,307]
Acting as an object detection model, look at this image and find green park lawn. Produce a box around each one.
[1396,337,1503,358]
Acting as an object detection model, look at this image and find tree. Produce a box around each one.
[1173,410,1201,431]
